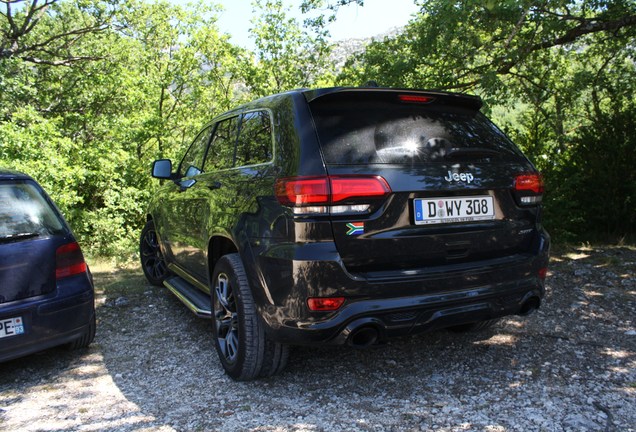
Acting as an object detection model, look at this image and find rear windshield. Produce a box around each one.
[0,181,65,240]
[310,97,524,165]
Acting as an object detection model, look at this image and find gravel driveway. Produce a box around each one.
[1,245,635,431]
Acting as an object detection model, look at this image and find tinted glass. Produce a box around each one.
[178,125,213,177]
[235,111,273,167]
[205,116,239,170]
[310,100,523,165]
[0,182,65,239]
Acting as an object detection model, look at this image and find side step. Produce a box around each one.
[163,276,212,318]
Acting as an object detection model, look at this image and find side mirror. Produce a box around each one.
[152,159,173,179]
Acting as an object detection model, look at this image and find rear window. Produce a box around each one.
[310,96,524,165]
[0,182,65,239]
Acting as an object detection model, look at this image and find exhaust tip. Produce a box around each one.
[347,326,379,348]
[518,296,541,316]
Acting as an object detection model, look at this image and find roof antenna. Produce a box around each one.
[364,80,380,88]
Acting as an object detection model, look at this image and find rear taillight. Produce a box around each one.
[514,173,544,206]
[275,175,391,215]
[56,242,87,279]
[275,177,330,207]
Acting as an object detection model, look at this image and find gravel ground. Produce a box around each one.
[1,244,635,431]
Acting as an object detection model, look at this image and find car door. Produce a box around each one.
[171,116,240,282]
[205,110,276,240]
[159,125,214,274]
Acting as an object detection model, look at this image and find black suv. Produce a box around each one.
[141,87,550,380]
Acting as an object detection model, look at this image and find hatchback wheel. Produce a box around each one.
[140,220,168,286]
[68,312,96,350]
[212,254,288,381]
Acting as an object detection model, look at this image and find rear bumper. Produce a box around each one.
[245,229,549,346]
[0,275,95,363]
[263,275,543,346]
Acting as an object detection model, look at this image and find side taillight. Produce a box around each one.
[514,173,544,206]
[275,175,391,215]
[56,242,87,279]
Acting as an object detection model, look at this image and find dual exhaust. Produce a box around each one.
[518,296,541,316]
[342,318,382,349]
[342,296,542,348]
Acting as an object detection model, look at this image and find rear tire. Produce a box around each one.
[211,254,288,381]
[259,338,290,378]
[140,220,169,286]
[69,313,96,350]
[448,318,500,333]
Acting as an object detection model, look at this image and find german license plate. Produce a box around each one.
[0,316,25,339]
[414,196,495,225]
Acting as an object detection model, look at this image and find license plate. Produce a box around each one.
[0,316,25,339]
[414,196,495,225]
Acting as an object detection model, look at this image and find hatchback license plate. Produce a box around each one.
[414,196,495,225]
[0,316,25,339]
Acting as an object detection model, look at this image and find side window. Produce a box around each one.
[235,110,273,167]
[178,125,213,177]
[205,116,239,171]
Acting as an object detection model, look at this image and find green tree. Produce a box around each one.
[243,0,334,97]
[114,0,244,162]
[1,0,245,256]
[332,0,636,239]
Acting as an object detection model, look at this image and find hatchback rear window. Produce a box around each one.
[0,182,65,239]
[310,95,524,165]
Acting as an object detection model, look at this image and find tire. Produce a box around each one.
[211,253,288,381]
[140,220,169,286]
[448,318,500,333]
[259,338,290,378]
[69,312,96,350]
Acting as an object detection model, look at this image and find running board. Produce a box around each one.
[163,276,212,318]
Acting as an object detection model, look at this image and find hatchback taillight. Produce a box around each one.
[275,175,391,215]
[56,242,87,279]
[514,173,544,206]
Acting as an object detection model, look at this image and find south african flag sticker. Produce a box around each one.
[346,222,364,236]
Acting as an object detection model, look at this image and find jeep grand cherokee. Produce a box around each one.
[140,87,550,380]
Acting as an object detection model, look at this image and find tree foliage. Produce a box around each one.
[335,0,636,239]
[0,0,334,257]
[244,0,333,97]
[1,0,635,259]
[0,0,116,65]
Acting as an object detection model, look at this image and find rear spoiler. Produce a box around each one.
[302,87,483,111]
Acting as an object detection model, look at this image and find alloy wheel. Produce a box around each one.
[214,273,240,364]
[140,226,167,281]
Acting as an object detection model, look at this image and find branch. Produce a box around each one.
[533,14,636,51]
[492,14,636,78]
[3,0,20,37]
[17,24,109,56]
[21,55,104,66]
[20,1,56,37]
[504,7,530,49]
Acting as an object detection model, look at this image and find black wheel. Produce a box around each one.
[448,318,500,333]
[212,254,288,381]
[140,220,168,286]
[69,312,96,350]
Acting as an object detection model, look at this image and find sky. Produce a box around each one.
[211,0,420,50]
